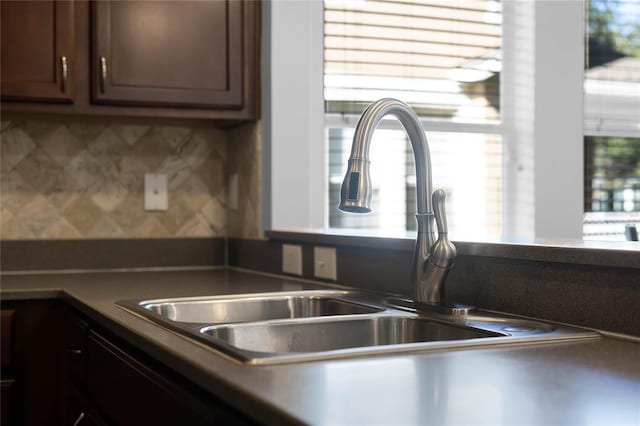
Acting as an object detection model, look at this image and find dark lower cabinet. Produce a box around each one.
[0,302,257,426]
[0,301,65,426]
[87,331,253,426]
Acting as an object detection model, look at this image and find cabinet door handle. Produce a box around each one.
[65,347,83,355]
[73,412,85,426]
[99,56,107,93]
[61,56,69,93]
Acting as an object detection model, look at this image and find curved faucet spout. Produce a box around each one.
[338,98,433,217]
[339,98,455,306]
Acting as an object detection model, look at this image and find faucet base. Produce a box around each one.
[415,302,475,316]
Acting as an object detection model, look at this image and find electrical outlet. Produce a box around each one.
[314,246,337,281]
[282,244,303,275]
[144,173,168,211]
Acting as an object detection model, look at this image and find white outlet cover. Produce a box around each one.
[282,244,303,276]
[314,246,337,281]
[144,173,168,211]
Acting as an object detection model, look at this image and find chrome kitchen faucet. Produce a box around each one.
[339,98,469,314]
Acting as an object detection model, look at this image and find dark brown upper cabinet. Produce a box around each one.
[0,0,75,103]
[91,1,243,109]
[0,0,260,121]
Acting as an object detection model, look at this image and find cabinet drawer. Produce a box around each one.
[1,309,15,367]
[87,331,252,426]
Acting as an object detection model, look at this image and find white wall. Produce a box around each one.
[263,0,324,231]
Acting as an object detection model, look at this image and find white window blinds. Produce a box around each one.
[324,0,502,122]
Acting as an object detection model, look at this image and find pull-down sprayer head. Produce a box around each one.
[339,158,372,213]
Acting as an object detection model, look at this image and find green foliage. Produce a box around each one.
[591,137,640,181]
[589,0,640,58]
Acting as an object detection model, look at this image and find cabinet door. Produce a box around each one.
[91,0,244,109]
[87,331,253,426]
[0,0,74,102]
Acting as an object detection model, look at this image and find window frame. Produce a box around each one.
[265,0,586,241]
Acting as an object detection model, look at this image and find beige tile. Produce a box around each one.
[64,149,101,188]
[154,125,192,149]
[1,127,36,176]
[62,196,105,234]
[1,216,36,239]
[1,207,15,230]
[47,173,81,211]
[20,121,58,141]
[176,214,215,237]
[86,216,126,238]
[193,127,227,160]
[156,197,195,235]
[118,156,147,194]
[0,207,16,237]
[178,132,214,169]
[67,122,105,142]
[157,156,191,190]
[113,125,150,146]
[39,125,84,165]
[13,148,64,194]
[110,195,147,231]
[40,218,82,239]
[131,216,171,238]
[1,170,36,213]
[129,129,175,170]
[65,150,115,189]
[175,176,211,212]
[88,127,130,159]
[15,195,61,238]
[194,155,225,197]
[88,179,127,212]
[199,197,226,234]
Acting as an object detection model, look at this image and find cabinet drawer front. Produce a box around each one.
[1,310,15,368]
[87,331,249,426]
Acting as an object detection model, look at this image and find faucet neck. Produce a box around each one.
[350,98,434,216]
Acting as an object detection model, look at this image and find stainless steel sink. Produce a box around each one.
[202,315,500,354]
[121,291,382,325]
[117,290,601,365]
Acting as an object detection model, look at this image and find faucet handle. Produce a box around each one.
[429,189,456,269]
[433,188,449,236]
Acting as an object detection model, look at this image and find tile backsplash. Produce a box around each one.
[1,115,260,240]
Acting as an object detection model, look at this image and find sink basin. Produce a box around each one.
[202,315,501,354]
[124,291,382,325]
[117,290,601,365]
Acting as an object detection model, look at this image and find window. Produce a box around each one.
[583,0,640,241]
[324,0,503,240]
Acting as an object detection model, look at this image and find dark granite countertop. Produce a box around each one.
[2,268,640,425]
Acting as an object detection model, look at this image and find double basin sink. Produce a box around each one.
[118,290,599,365]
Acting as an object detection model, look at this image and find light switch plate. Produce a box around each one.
[314,246,337,281]
[282,244,303,276]
[144,173,168,211]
